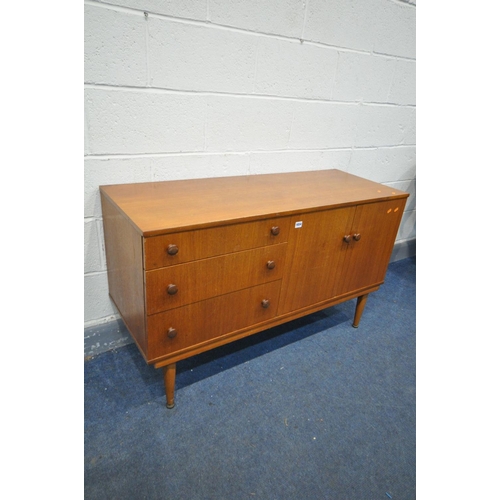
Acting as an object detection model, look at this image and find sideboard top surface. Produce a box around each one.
[100,169,409,236]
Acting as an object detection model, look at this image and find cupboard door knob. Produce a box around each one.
[266,260,276,270]
[261,299,270,309]
[167,244,179,256]
[353,233,361,241]
[343,235,351,243]
[167,284,178,295]
[271,226,280,236]
[167,327,177,339]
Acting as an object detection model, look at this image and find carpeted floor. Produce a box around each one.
[85,256,416,500]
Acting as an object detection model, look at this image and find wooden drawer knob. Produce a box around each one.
[167,327,177,339]
[353,233,361,241]
[343,235,351,243]
[266,260,276,270]
[167,284,178,295]
[167,244,179,256]
[261,299,270,309]
[270,226,280,236]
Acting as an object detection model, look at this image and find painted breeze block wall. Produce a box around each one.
[84,0,416,354]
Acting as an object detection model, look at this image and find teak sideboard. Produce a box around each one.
[100,169,409,408]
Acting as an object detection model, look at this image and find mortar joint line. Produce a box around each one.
[300,0,310,44]
[84,83,415,108]
[144,11,151,87]
[84,144,415,161]
[85,0,415,62]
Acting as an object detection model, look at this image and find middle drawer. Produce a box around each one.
[145,243,287,315]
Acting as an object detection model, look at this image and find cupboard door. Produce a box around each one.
[279,207,354,314]
[339,198,406,294]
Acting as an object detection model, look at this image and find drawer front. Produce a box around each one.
[145,243,287,315]
[147,280,281,360]
[144,217,290,270]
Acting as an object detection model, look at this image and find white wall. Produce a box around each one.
[84,0,416,335]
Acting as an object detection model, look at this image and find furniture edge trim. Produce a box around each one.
[99,188,145,237]
[100,193,148,356]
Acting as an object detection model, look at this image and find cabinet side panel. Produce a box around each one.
[100,194,147,356]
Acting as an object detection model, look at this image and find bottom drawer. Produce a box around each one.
[147,280,282,360]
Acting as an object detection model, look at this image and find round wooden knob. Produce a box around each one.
[343,235,351,243]
[167,284,178,295]
[261,299,270,309]
[167,244,179,256]
[266,260,276,270]
[353,233,361,241]
[167,327,177,339]
[270,226,280,236]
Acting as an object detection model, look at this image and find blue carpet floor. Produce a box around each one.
[85,256,416,499]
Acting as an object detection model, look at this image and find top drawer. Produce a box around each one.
[144,217,290,270]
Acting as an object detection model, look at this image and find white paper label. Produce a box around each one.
[295,221,303,228]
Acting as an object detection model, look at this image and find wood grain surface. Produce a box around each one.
[100,169,408,236]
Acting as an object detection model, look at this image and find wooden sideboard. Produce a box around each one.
[100,169,409,408]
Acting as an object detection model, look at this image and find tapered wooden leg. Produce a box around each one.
[352,293,368,328]
[163,363,176,409]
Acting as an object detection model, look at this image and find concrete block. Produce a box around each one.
[389,60,416,105]
[374,0,416,59]
[303,0,380,51]
[84,112,90,155]
[346,148,375,179]
[84,157,152,218]
[354,104,415,147]
[397,209,416,241]
[289,101,359,149]
[376,146,416,182]
[402,106,416,145]
[85,88,206,154]
[84,272,118,324]
[205,95,294,152]
[95,0,207,20]
[331,51,395,103]
[255,38,337,99]
[348,145,416,183]
[149,19,256,93]
[84,5,147,86]
[151,153,250,181]
[209,0,305,38]
[249,150,351,174]
[84,219,103,273]
[391,237,415,261]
